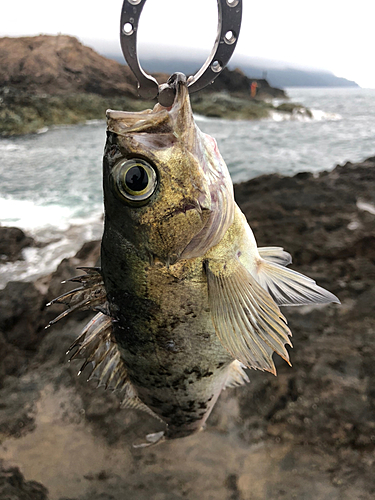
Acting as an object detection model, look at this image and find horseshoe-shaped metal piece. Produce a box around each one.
[120,0,242,106]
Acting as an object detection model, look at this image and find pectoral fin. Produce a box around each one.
[205,258,292,374]
[258,247,292,266]
[256,259,340,306]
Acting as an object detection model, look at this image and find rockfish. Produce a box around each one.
[49,73,339,446]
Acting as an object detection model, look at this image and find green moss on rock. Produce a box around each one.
[0,87,312,137]
[0,88,154,136]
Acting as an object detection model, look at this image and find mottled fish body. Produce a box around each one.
[49,75,339,445]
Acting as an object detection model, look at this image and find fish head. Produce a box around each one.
[104,77,234,265]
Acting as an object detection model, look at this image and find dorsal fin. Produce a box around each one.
[46,267,108,327]
[68,312,162,422]
[68,312,129,391]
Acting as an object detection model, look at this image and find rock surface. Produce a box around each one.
[0,460,48,500]
[206,67,287,99]
[0,35,301,136]
[0,157,374,499]
[0,35,137,97]
[0,226,34,262]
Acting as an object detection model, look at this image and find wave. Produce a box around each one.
[0,217,104,289]
[0,197,75,233]
[310,109,342,121]
[85,119,106,126]
[0,143,26,152]
[0,196,103,234]
[193,113,213,122]
[269,108,342,122]
[36,126,49,134]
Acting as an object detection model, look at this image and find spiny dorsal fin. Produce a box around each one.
[68,312,128,392]
[224,360,250,389]
[258,247,292,266]
[256,259,340,307]
[68,312,162,422]
[205,258,292,375]
[46,267,107,327]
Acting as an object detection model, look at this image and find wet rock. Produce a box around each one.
[0,158,375,499]
[204,67,287,99]
[0,281,45,350]
[0,35,137,98]
[0,460,48,500]
[0,226,34,262]
[0,332,26,387]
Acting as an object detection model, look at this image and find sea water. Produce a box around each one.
[0,88,374,286]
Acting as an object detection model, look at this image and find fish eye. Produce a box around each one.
[112,158,157,204]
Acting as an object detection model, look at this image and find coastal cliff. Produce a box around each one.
[0,157,374,499]
[0,35,308,136]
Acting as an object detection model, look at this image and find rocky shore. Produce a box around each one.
[0,35,310,136]
[0,156,374,499]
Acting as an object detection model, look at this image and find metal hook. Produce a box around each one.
[120,0,242,106]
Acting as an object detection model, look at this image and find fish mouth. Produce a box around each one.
[106,73,195,144]
[162,200,210,221]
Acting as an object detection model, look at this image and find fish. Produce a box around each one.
[48,73,339,447]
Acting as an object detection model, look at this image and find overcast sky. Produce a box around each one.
[1,0,374,88]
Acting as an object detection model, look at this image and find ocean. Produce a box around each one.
[0,87,374,286]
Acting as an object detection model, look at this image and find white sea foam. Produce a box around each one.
[0,197,74,233]
[0,143,25,152]
[268,108,342,122]
[0,215,104,289]
[310,109,342,121]
[36,126,49,134]
[85,119,106,126]
[0,195,104,287]
[193,113,213,122]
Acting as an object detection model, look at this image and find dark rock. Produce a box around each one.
[0,281,45,350]
[0,36,307,136]
[204,67,287,99]
[0,157,375,499]
[74,240,101,263]
[0,35,137,98]
[0,460,48,500]
[0,332,26,387]
[0,226,34,262]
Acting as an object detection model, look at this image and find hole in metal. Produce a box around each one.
[226,0,239,7]
[128,0,142,5]
[123,22,134,35]
[224,30,236,45]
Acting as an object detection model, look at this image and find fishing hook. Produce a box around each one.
[120,0,242,106]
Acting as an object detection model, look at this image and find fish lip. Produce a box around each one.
[162,201,210,221]
[106,75,192,135]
